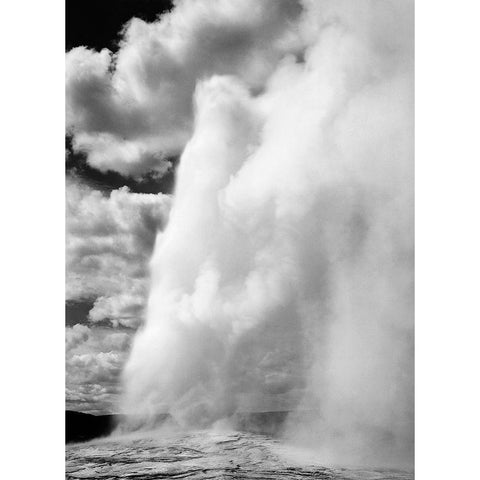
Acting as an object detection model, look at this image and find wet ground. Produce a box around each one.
[66,430,413,480]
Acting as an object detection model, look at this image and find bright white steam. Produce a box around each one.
[121,0,413,469]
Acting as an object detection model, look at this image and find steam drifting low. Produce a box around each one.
[84,0,416,469]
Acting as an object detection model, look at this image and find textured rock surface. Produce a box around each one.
[66,430,413,479]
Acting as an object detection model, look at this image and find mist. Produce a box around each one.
[119,0,414,469]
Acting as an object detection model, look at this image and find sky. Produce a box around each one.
[66,0,175,414]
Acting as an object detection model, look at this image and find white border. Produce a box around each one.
[416,0,480,478]
[2,1,65,478]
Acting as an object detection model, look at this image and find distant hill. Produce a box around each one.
[66,411,123,443]
[66,411,173,443]
[66,410,291,443]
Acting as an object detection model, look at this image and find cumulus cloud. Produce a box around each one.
[88,294,145,328]
[103,331,132,351]
[66,0,304,175]
[66,179,171,327]
[66,383,122,415]
[65,167,169,411]
[66,324,91,352]
[68,351,124,384]
[66,326,134,413]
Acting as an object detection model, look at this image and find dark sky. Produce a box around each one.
[65,300,95,327]
[66,0,173,51]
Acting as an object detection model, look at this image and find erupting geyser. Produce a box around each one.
[121,0,413,469]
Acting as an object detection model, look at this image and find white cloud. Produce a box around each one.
[88,293,145,328]
[65,179,168,409]
[68,351,124,384]
[66,179,171,327]
[66,326,134,413]
[103,331,131,351]
[66,0,304,175]
[66,383,121,415]
[65,324,90,352]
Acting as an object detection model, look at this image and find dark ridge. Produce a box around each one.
[66,411,123,443]
[66,0,174,52]
[66,410,291,443]
[66,411,173,444]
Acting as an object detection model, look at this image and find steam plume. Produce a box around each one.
[121,0,414,469]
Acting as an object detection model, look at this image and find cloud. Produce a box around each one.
[103,331,132,351]
[66,324,91,352]
[88,294,145,328]
[66,383,122,415]
[66,0,304,175]
[65,178,168,411]
[68,351,124,384]
[66,179,171,327]
[66,326,134,413]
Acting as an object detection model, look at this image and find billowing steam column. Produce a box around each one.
[122,0,413,469]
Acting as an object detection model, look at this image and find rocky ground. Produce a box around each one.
[66,430,413,480]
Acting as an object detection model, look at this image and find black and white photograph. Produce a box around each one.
[9,1,480,478]
[63,0,415,478]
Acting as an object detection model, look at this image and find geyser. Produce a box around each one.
[121,0,414,469]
